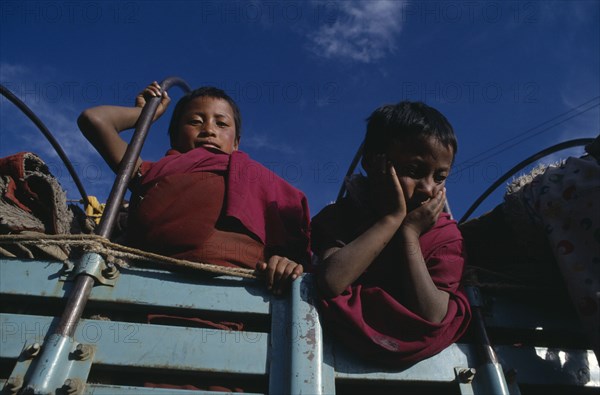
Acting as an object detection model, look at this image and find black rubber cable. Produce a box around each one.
[1,83,90,208]
[458,138,595,224]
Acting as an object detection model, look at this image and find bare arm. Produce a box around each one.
[317,214,402,298]
[317,157,450,322]
[77,82,170,173]
[393,191,450,323]
[318,157,405,297]
[78,105,145,173]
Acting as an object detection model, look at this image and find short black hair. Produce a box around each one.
[363,101,457,158]
[168,86,242,146]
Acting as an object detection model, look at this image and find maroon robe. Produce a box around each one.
[312,198,471,365]
[128,147,311,268]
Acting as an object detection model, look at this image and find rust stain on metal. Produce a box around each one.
[304,312,315,326]
[305,328,316,346]
[302,327,317,361]
[304,350,315,361]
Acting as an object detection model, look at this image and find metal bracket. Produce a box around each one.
[6,335,96,395]
[69,251,118,286]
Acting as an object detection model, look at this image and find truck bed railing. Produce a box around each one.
[1,257,598,394]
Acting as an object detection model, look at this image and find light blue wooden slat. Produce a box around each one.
[86,385,264,395]
[1,313,268,375]
[0,258,270,315]
[332,343,476,382]
[0,381,264,395]
[330,340,600,388]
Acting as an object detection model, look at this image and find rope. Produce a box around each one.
[1,234,550,289]
[0,234,257,279]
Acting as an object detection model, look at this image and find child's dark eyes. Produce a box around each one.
[434,174,447,183]
[187,118,229,128]
[398,165,447,183]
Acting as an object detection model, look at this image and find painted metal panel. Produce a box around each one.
[1,313,269,375]
[288,275,326,394]
[330,340,599,389]
[86,384,264,395]
[0,380,265,395]
[5,259,596,393]
[332,342,476,382]
[12,335,96,395]
[268,274,330,395]
[0,258,270,314]
[320,328,337,394]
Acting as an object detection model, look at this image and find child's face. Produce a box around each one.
[172,96,239,154]
[386,137,454,211]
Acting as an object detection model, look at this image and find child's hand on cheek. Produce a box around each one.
[370,155,407,223]
[256,256,303,295]
[401,187,446,236]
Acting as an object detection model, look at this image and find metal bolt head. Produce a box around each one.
[72,343,92,361]
[102,262,119,279]
[4,376,23,394]
[458,367,476,383]
[24,342,41,358]
[63,378,84,395]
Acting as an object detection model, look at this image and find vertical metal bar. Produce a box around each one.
[21,77,191,393]
[97,76,191,239]
[466,286,511,395]
[54,275,94,337]
[53,77,191,339]
[289,274,324,394]
[23,334,72,393]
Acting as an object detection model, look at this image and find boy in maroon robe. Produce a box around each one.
[312,101,471,365]
[79,82,309,295]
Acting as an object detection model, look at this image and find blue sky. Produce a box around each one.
[1,0,599,221]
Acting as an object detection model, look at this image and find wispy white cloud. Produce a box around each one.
[0,63,29,81]
[308,0,406,63]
